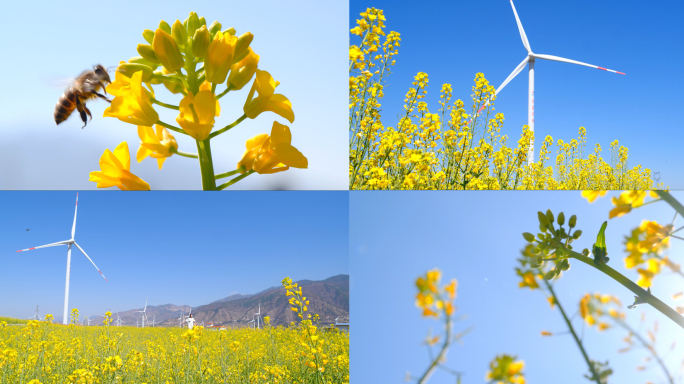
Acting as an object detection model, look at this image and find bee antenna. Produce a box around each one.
[106,66,118,73]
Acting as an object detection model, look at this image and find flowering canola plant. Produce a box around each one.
[349,8,661,190]
[91,12,307,190]
[0,285,348,383]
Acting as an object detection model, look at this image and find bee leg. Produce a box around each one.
[84,105,93,122]
[92,91,111,103]
[98,80,109,95]
[75,98,88,128]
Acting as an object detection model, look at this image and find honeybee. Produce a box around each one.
[54,64,112,128]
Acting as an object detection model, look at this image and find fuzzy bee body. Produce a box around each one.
[54,64,112,128]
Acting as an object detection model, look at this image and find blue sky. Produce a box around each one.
[350,0,684,189]
[350,191,684,383]
[0,192,348,322]
[0,0,346,190]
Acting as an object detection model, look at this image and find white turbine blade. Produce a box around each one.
[17,240,70,252]
[533,53,625,74]
[71,193,78,239]
[73,242,108,282]
[496,56,530,96]
[510,0,531,52]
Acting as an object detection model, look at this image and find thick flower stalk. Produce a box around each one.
[95,12,305,190]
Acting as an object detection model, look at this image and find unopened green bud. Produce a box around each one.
[117,63,153,82]
[233,32,254,63]
[209,21,222,34]
[582,248,590,256]
[531,255,544,268]
[128,56,158,70]
[224,27,236,36]
[557,212,565,226]
[546,209,554,224]
[560,259,570,271]
[192,25,211,58]
[572,230,582,240]
[137,44,160,65]
[523,232,535,243]
[187,12,200,36]
[530,247,540,255]
[537,211,550,228]
[544,270,556,281]
[163,79,185,94]
[172,20,188,47]
[199,16,206,27]
[143,29,155,44]
[159,20,171,34]
[569,215,577,228]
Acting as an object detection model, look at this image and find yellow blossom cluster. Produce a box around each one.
[579,293,623,330]
[89,12,306,190]
[0,281,348,384]
[485,354,526,384]
[415,269,457,318]
[350,9,661,190]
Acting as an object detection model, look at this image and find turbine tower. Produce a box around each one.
[27,306,40,321]
[472,0,625,163]
[254,302,263,330]
[17,193,108,325]
[115,313,123,326]
[138,299,148,328]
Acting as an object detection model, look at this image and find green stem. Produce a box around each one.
[156,121,188,136]
[172,149,198,159]
[216,170,255,190]
[615,320,674,384]
[655,191,684,218]
[211,83,217,94]
[196,140,216,190]
[216,85,235,100]
[208,114,248,139]
[417,292,453,384]
[151,98,180,110]
[554,242,684,329]
[542,276,602,384]
[215,169,240,180]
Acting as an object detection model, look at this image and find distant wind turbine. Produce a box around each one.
[17,193,108,325]
[470,0,625,163]
[138,299,148,328]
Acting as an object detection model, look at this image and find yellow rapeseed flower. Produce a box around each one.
[243,69,294,123]
[237,122,308,174]
[205,31,237,84]
[89,142,151,190]
[228,48,260,90]
[581,190,607,203]
[136,125,178,169]
[103,71,159,126]
[176,81,220,140]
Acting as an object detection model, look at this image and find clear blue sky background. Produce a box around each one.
[351,191,684,383]
[0,0,346,190]
[350,0,684,189]
[0,192,348,322]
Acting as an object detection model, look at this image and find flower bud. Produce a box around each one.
[117,62,154,82]
[537,211,550,228]
[557,212,565,226]
[560,259,570,271]
[228,48,259,90]
[569,215,577,228]
[208,21,222,35]
[531,255,543,268]
[522,232,535,243]
[544,270,556,281]
[199,16,206,27]
[159,20,171,34]
[572,230,582,240]
[143,29,155,44]
[163,79,185,94]
[128,56,158,70]
[172,20,188,47]
[224,27,236,36]
[545,209,554,224]
[192,26,211,58]
[205,31,237,84]
[137,44,160,65]
[233,32,254,64]
[153,29,185,72]
[582,248,590,256]
[150,70,164,84]
[187,12,200,36]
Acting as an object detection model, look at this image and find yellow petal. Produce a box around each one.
[112,142,131,171]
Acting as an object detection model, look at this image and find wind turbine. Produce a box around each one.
[254,302,263,330]
[138,299,148,328]
[178,310,185,328]
[115,313,123,326]
[17,193,108,325]
[136,318,140,327]
[472,0,625,163]
[151,316,156,327]
[27,306,40,321]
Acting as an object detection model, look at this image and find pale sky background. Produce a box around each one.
[351,191,684,383]
[350,0,684,189]
[0,0,347,190]
[0,191,349,322]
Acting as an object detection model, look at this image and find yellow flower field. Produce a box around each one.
[0,278,349,384]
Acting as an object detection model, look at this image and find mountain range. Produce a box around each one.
[94,275,349,328]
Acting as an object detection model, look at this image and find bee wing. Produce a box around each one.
[42,76,77,90]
